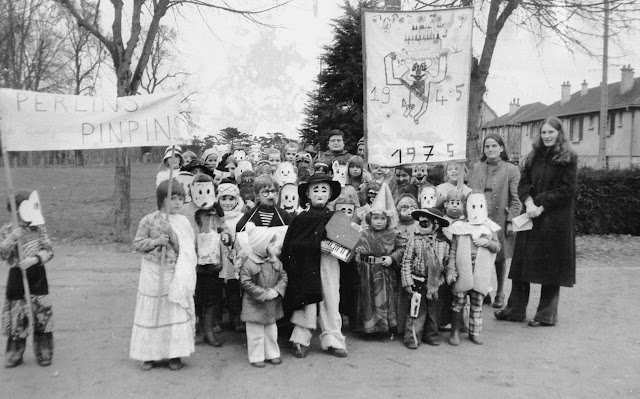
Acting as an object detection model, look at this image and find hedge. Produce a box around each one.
[575,167,640,235]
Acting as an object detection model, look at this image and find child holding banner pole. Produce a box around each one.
[1,138,55,368]
[130,146,197,371]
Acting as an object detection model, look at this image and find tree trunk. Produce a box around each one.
[114,147,131,242]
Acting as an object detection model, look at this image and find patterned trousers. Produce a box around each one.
[2,295,54,339]
[452,290,483,337]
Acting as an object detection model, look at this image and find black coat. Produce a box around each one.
[510,149,577,287]
[280,207,333,312]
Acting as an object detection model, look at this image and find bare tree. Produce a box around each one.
[412,0,640,162]
[138,24,188,94]
[0,0,71,92]
[56,0,290,242]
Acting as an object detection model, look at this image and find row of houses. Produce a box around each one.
[481,66,640,168]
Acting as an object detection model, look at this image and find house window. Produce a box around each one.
[607,112,616,136]
[570,117,583,143]
[589,115,596,130]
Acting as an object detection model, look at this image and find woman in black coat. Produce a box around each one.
[495,117,577,327]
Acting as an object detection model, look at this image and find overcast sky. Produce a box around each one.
[171,0,640,138]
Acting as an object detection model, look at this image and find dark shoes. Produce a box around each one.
[528,320,554,327]
[292,343,309,358]
[203,332,223,347]
[251,361,266,368]
[494,310,525,322]
[404,340,418,350]
[422,337,440,346]
[35,332,53,367]
[327,346,348,358]
[168,358,184,370]
[267,357,282,365]
[4,337,26,368]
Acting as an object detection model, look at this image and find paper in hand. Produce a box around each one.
[511,213,533,232]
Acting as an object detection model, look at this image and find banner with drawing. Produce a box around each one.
[0,89,187,151]
[362,8,472,166]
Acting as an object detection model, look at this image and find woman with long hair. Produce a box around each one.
[468,134,522,308]
[495,117,578,327]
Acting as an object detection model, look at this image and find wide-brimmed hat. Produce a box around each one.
[298,173,341,206]
[411,207,450,227]
[181,159,214,179]
[162,145,183,163]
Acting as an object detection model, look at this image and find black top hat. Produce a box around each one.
[181,159,215,179]
[411,207,450,227]
[298,173,341,206]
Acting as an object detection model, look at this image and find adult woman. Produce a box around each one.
[469,134,521,308]
[495,117,577,327]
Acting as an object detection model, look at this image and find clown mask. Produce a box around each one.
[369,164,384,180]
[397,197,418,222]
[18,191,45,226]
[307,182,332,208]
[278,183,299,214]
[412,164,428,184]
[466,192,488,225]
[192,182,216,209]
[419,186,438,208]
[175,171,194,203]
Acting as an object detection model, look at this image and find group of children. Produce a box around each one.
[1,133,499,370]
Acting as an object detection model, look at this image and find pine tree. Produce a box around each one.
[299,0,379,154]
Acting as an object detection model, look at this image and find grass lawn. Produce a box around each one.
[0,163,159,244]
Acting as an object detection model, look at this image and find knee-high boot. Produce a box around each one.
[448,311,462,346]
[4,337,26,368]
[203,305,223,347]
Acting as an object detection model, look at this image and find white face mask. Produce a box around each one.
[332,161,347,187]
[175,172,194,203]
[274,162,297,187]
[18,191,45,226]
[307,182,331,208]
[191,182,216,209]
[279,184,299,212]
[466,193,488,225]
[420,187,438,208]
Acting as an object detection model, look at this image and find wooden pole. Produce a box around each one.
[598,0,609,169]
[154,145,176,326]
[1,125,37,338]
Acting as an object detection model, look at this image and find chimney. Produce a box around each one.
[581,80,588,96]
[561,81,571,105]
[508,98,521,116]
[621,65,634,95]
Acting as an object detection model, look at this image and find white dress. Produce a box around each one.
[129,214,197,361]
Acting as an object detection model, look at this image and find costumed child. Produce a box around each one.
[182,150,197,165]
[445,192,501,346]
[354,181,381,227]
[401,208,450,349]
[202,148,220,172]
[352,183,400,336]
[419,184,438,209]
[274,162,297,188]
[1,191,54,368]
[179,174,231,347]
[156,146,184,187]
[345,155,371,195]
[130,180,197,371]
[436,161,471,204]
[238,223,288,367]
[394,165,418,202]
[282,142,300,164]
[217,181,246,333]
[295,152,313,179]
[278,183,302,217]
[281,173,349,358]
[266,148,282,167]
[411,163,429,186]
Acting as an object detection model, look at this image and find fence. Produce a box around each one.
[0,147,167,167]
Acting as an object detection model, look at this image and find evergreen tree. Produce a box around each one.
[299,0,379,154]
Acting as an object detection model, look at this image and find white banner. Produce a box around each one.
[0,89,188,151]
[363,8,473,166]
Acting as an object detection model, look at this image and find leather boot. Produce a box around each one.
[34,333,44,364]
[5,337,26,368]
[39,333,53,367]
[448,311,462,346]
[203,305,223,347]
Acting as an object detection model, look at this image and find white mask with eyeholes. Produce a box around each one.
[191,182,216,210]
[175,172,194,203]
[18,191,45,226]
[466,192,488,225]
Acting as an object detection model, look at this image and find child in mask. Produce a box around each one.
[401,208,450,349]
[238,223,288,367]
[156,146,184,187]
[1,191,54,368]
[445,192,501,346]
[281,173,348,358]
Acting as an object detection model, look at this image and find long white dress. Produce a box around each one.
[129,213,197,361]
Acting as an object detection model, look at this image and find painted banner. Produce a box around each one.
[362,8,473,166]
[0,89,188,151]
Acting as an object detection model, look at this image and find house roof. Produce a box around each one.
[520,76,640,123]
[481,102,547,128]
